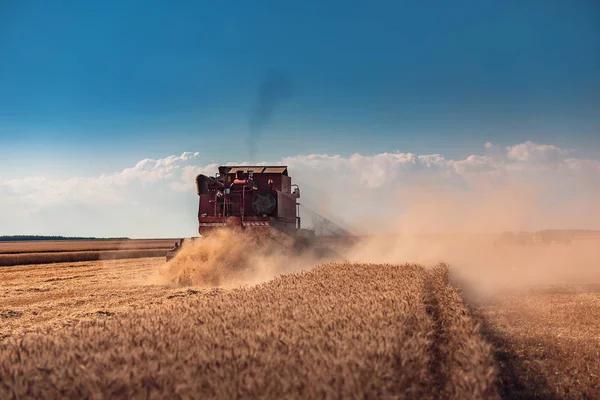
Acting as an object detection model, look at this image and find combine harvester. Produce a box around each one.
[166,165,347,261]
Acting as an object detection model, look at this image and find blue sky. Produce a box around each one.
[1,1,600,236]
[1,0,599,180]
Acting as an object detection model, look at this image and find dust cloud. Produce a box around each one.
[153,229,323,288]
[347,234,600,299]
[341,181,600,299]
[156,162,599,295]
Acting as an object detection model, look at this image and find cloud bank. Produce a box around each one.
[1,141,599,237]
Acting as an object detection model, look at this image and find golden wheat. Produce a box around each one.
[4,249,593,398]
[0,262,498,399]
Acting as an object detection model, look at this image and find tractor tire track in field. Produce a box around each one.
[0,262,500,399]
[423,265,499,400]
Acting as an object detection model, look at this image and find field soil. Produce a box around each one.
[0,261,498,399]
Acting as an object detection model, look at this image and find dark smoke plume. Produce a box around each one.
[248,71,293,160]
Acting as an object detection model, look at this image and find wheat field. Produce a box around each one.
[1,246,598,399]
[0,260,498,399]
[0,239,175,266]
[0,239,176,254]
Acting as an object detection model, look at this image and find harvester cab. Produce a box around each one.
[166,166,310,261]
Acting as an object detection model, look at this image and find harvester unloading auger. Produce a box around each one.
[166,165,337,261]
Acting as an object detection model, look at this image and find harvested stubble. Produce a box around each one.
[0,258,169,341]
[0,263,498,399]
[477,285,600,399]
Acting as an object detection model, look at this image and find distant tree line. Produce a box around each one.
[0,235,130,242]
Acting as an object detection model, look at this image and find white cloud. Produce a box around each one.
[1,143,599,237]
[2,152,203,206]
[506,141,571,163]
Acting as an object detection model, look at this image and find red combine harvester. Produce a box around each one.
[166,165,314,261]
[197,165,301,234]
